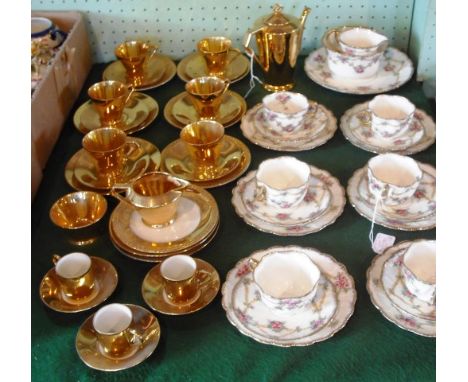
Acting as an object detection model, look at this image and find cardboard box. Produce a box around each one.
[31,11,92,198]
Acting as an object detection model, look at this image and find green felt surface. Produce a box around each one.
[31,56,436,381]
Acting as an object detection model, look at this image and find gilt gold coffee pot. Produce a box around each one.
[244,4,311,92]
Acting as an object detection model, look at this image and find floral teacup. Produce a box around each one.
[255,156,310,210]
[262,92,310,134]
[336,27,388,57]
[401,240,436,304]
[367,153,422,206]
[249,250,321,314]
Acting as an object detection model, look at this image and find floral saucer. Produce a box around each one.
[240,102,337,152]
[161,136,251,188]
[103,54,176,91]
[76,304,161,371]
[340,102,436,155]
[65,138,161,194]
[163,90,247,129]
[347,163,436,231]
[110,184,219,255]
[232,166,345,236]
[177,51,250,83]
[304,47,414,95]
[73,92,159,135]
[367,241,436,337]
[39,257,118,313]
[381,245,436,321]
[222,246,356,347]
[142,258,220,315]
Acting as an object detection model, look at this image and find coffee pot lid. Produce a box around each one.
[255,4,299,33]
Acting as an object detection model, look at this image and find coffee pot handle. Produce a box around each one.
[243,27,264,67]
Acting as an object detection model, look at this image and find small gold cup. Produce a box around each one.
[49,191,107,246]
[82,127,140,178]
[111,172,190,228]
[93,303,142,359]
[52,253,97,304]
[197,36,240,77]
[160,255,205,305]
[185,76,230,120]
[115,40,158,82]
[88,80,135,128]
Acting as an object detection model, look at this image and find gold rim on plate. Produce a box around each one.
[73,92,159,135]
[161,136,251,188]
[64,138,161,195]
[75,304,161,371]
[103,54,177,91]
[163,91,247,129]
[177,51,250,83]
[141,258,220,315]
[39,257,118,313]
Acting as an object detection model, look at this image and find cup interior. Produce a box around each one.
[88,81,128,101]
[50,192,107,229]
[404,241,436,284]
[263,92,309,115]
[180,121,224,147]
[93,304,133,335]
[31,17,53,34]
[161,255,197,281]
[115,40,154,61]
[82,127,127,153]
[55,252,92,279]
[368,154,422,187]
[369,95,415,120]
[198,37,231,54]
[339,27,387,49]
[255,252,320,298]
[257,157,310,190]
[185,76,228,96]
[133,173,183,198]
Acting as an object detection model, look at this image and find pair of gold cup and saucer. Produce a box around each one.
[164,75,247,129]
[177,36,250,83]
[39,252,118,313]
[161,120,251,188]
[108,171,220,263]
[65,126,161,194]
[103,40,177,91]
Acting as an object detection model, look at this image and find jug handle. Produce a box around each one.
[243,27,264,67]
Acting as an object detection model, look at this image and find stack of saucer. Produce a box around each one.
[367,240,436,337]
[232,157,345,236]
[240,91,337,152]
[109,174,219,262]
[305,26,413,94]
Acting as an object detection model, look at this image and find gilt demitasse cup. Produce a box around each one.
[88,80,135,128]
[262,92,310,134]
[336,27,388,57]
[115,40,158,80]
[185,76,230,120]
[401,240,436,304]
[197,36,239,77]
[52,252,97,304]
[160,255,207,305]
[249,251,321,314]
[93,303,142,359]
[82,127,140,177]
[364,95,416,138]
[256,156,310,209]
[367,153,423,206]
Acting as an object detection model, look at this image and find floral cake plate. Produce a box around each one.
[304,47,414,95]
[221,246,356,347]
[367,240,436,337]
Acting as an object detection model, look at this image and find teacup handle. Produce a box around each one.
[123,140,141,158]
[221,78,231,95]
[124,85,136,106]
[226,47,243,66]
[197,269,213,288]
[328,28,341,47]
[145,44,159,66]
[255,184,266,202]
[52,254,61,265]
[359,110,372,126]
[248,258,259,270]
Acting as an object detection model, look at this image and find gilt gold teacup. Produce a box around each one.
[185,76,230,120]
[197,36,240,77]
[115,40,158,81]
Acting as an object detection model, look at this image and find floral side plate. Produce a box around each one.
[221,245,356,347]
[240,102,337,152]
[367,240,436,337]
[304,47,414,95]
[347,163,436,231]
[340,102,436,155]
[232,166,345,236]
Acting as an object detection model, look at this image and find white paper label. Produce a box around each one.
[372,233,396,254]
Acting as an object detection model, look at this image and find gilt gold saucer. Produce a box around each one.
[161,136,251,188]
[76,304,161,371]
[64,138,161,194]
[163,91,247,129]
[39,257,118,313]
[103,54,176,91]
[177,51,250,83]
[142,258,220,314]
[73,92,159,135]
